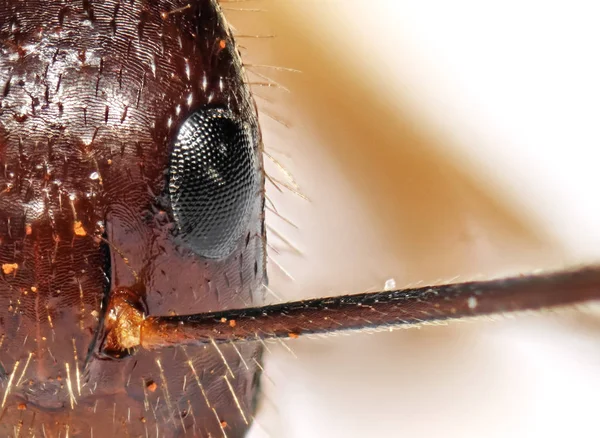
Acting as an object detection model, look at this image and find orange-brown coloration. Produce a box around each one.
[1,263,18,275]
[0,0,265,436]
[146,381,158,393]
[101,288,145,355]
[73,220,86,236]
[229,319,237,328]
[288,332,300,339]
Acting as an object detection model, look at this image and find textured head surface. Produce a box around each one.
[0,0,265,436]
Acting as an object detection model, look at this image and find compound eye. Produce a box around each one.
[169,107,258,259]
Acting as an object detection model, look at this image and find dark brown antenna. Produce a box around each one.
[101,266,600,355]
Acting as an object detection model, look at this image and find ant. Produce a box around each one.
[0,1,597,437]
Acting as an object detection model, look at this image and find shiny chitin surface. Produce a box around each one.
[0,0,265,436]
[119,266,600,349]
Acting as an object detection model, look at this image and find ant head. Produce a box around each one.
[0,1,264,435]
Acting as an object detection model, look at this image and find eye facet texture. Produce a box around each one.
[169,108,258,259]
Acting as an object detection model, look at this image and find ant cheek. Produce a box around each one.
[87,283,264,435]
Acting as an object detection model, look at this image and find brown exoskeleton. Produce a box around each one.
[0,1,598,437]
[0,1,264,436]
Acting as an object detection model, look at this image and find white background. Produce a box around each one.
[223,1,600,437]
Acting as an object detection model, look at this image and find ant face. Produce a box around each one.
[0,1,598,437]
[0,1,264,435]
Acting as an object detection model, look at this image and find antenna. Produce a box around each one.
[99,266,600,356]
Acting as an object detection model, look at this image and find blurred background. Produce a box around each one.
[223,1,600,437]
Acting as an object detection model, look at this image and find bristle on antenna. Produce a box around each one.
[99,267,600,355]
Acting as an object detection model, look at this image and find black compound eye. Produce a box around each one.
[168,107,258,259]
